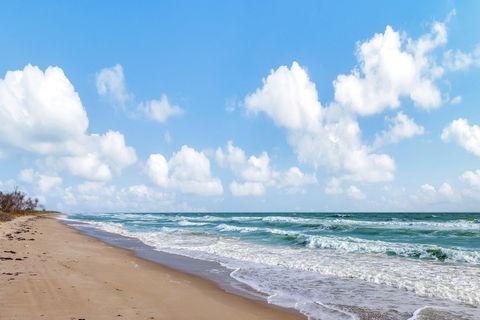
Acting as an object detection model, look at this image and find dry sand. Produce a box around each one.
[0,215,304,320]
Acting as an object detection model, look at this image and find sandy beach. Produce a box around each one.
[0,215,304,320]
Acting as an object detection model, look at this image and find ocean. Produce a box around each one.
[62,212,480,319]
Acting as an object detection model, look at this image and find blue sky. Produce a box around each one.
[1,1,480,212]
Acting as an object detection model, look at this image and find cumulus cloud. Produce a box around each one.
[0,65,89,155]
[460,170,480,190]
[62,130,137,181]
[140,94,184,123]
[346,185,366,200]
[146,154,169,188]
[146,145,223,196]
[244,62,395,183]
[0,65,137,181]
[215,141,247,171]
[241,152,273,183]
[95,64,182,123]
[216,141,315,196]
[18,168,62,193]
[417,182,458,203]
[245,62,322,131]
[441,118,480,158]
[279,166,317,189]
[333,23,446,115]
[373,112,424,148]
[216,142,273,196]
[96,64,132,107]
[216,141,274,185]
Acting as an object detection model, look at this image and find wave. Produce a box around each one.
[216,223,297,236]
[306,235,480,264]
[213,222,480,264]
[62,218,480,307]
[177,220,210,226]
[261,216,480,231]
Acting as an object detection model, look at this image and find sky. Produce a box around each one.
[1,1,480,212]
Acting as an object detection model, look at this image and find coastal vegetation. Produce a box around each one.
[0,188,43,222]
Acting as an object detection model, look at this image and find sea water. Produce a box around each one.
[62,212,480,319]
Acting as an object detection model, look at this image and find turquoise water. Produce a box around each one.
[64,212,480,319]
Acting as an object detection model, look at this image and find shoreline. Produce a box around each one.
[61,218,271,303]
[0,215,305,319]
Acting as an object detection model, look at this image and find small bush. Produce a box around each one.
[0,188,40,214]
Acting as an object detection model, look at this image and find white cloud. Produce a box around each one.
[120,184,169,202]
[373,112,424,148]
[18,168,35,183]
[216,141,274,188]
[168,146,223,196]
[450,96,462,105]
[140,94,184,123]
[37,175,62,193]
[146,154,169,188]
[75,182,167,211]
[346,185,366,200]
[96,64,131,107]
[18,168,62,193]
[216,141,315,196]
[229,181,265,197]
[417,182,459,203]
[0,65,137,181]
[63,153,112,181]
[441,118,480,158]
[77,181,113,196]
[325,177,343,195]
[215,141,274,197]
[241,152,273,182]
[419,183,437,203]
[443,46,480,71]
[95,130,137,173]
[0,65,88,155]
[279,166,316,188]
[438,182,456,201]
[146,145,223,196]
[58,182,173,211]
[245,62,322,131]
[215,141,247,171]
[95,64,182,123]
[460,170,480,190]
[61,131,137,181]
[244,62,395,183]
[334,23,446,115]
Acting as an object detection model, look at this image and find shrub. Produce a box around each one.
[0,188,40,214]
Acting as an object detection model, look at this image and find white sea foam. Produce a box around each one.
[306,235,480,264]
[215,223,298,236]
[262,215,480,231]
[77,213,480,232]
[177,220,210,226]
[205,222,480,264]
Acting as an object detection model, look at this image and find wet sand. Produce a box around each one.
[0,215,304,320]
